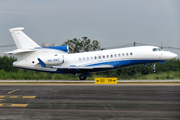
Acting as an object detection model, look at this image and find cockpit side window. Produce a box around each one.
[153,48,158,51]
[153,48,163,52]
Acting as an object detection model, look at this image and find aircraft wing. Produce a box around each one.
[88,65,114,69]
[52,65,114,69]
[52,66,93,69]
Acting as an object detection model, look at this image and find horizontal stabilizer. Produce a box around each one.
[4,48,36,55]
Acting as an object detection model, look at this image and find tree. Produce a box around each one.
[0,56,17,72]
[62,37,101,53]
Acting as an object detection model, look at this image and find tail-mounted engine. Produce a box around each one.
[39,55,64,66]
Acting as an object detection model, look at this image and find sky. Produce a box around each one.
[0,0,180,57]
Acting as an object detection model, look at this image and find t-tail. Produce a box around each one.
[5,28,40,60]
[9,27,40,49]
[5,27,69,67]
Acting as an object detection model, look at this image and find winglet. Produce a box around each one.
[37,58,47,67]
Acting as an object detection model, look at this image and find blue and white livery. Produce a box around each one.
[5,27,178,80]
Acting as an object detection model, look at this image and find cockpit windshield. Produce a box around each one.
[153,48,163,52]
[158,48,162,51]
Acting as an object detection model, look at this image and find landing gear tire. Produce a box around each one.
[79,75,87,80]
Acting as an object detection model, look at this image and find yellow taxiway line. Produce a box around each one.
[7,89,20,94]
[11,104,28,107]
[23,96,36,98]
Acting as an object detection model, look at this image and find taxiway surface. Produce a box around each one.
[0,84,179,120]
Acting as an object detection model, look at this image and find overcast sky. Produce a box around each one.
[0,0,180,57]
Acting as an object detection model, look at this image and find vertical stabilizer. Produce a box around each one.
[9,27,40,49]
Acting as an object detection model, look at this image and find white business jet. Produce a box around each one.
[5,27,178,80]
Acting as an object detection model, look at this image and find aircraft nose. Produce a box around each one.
[168,52,178,59]
[174,53,178,58]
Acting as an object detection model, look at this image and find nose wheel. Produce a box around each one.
[151,63,156,73]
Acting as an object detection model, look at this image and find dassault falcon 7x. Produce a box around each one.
[5,27,178,80]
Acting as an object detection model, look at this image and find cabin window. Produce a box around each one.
[122,53,125,56]
[99,56,101,59]
[94,56,97,60]
[79,58,81,61]
[83,57,85,61]
[114,54,117,57]
[32,61,34,63]
[107,55,109,58]
[130,52,133,56]
[103,55,105,59]
[111,55,113,58]
[91,57,93,60]
[118,54,121,57]
[87,57,89,60]
[126,53,128,56]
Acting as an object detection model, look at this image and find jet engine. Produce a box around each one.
[39,55,64,66]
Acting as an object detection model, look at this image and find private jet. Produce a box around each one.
[5,27,178,80]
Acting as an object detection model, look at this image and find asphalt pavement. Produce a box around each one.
[0,84,180,120]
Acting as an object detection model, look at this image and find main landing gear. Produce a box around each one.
[79,75,87,80]
[79,73,90,80]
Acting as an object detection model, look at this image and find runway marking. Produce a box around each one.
[23,96,36,98]
[7,89,20,94]
[11,104,28,107]
[0,95,36,99]
[0,103,28,107]
[0,95,34,107]
[9,96,18,98]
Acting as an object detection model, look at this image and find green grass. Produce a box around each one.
[0,69,179,80]
[137,71,180,80]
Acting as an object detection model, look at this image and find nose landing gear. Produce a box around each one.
[151,63,156,73]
